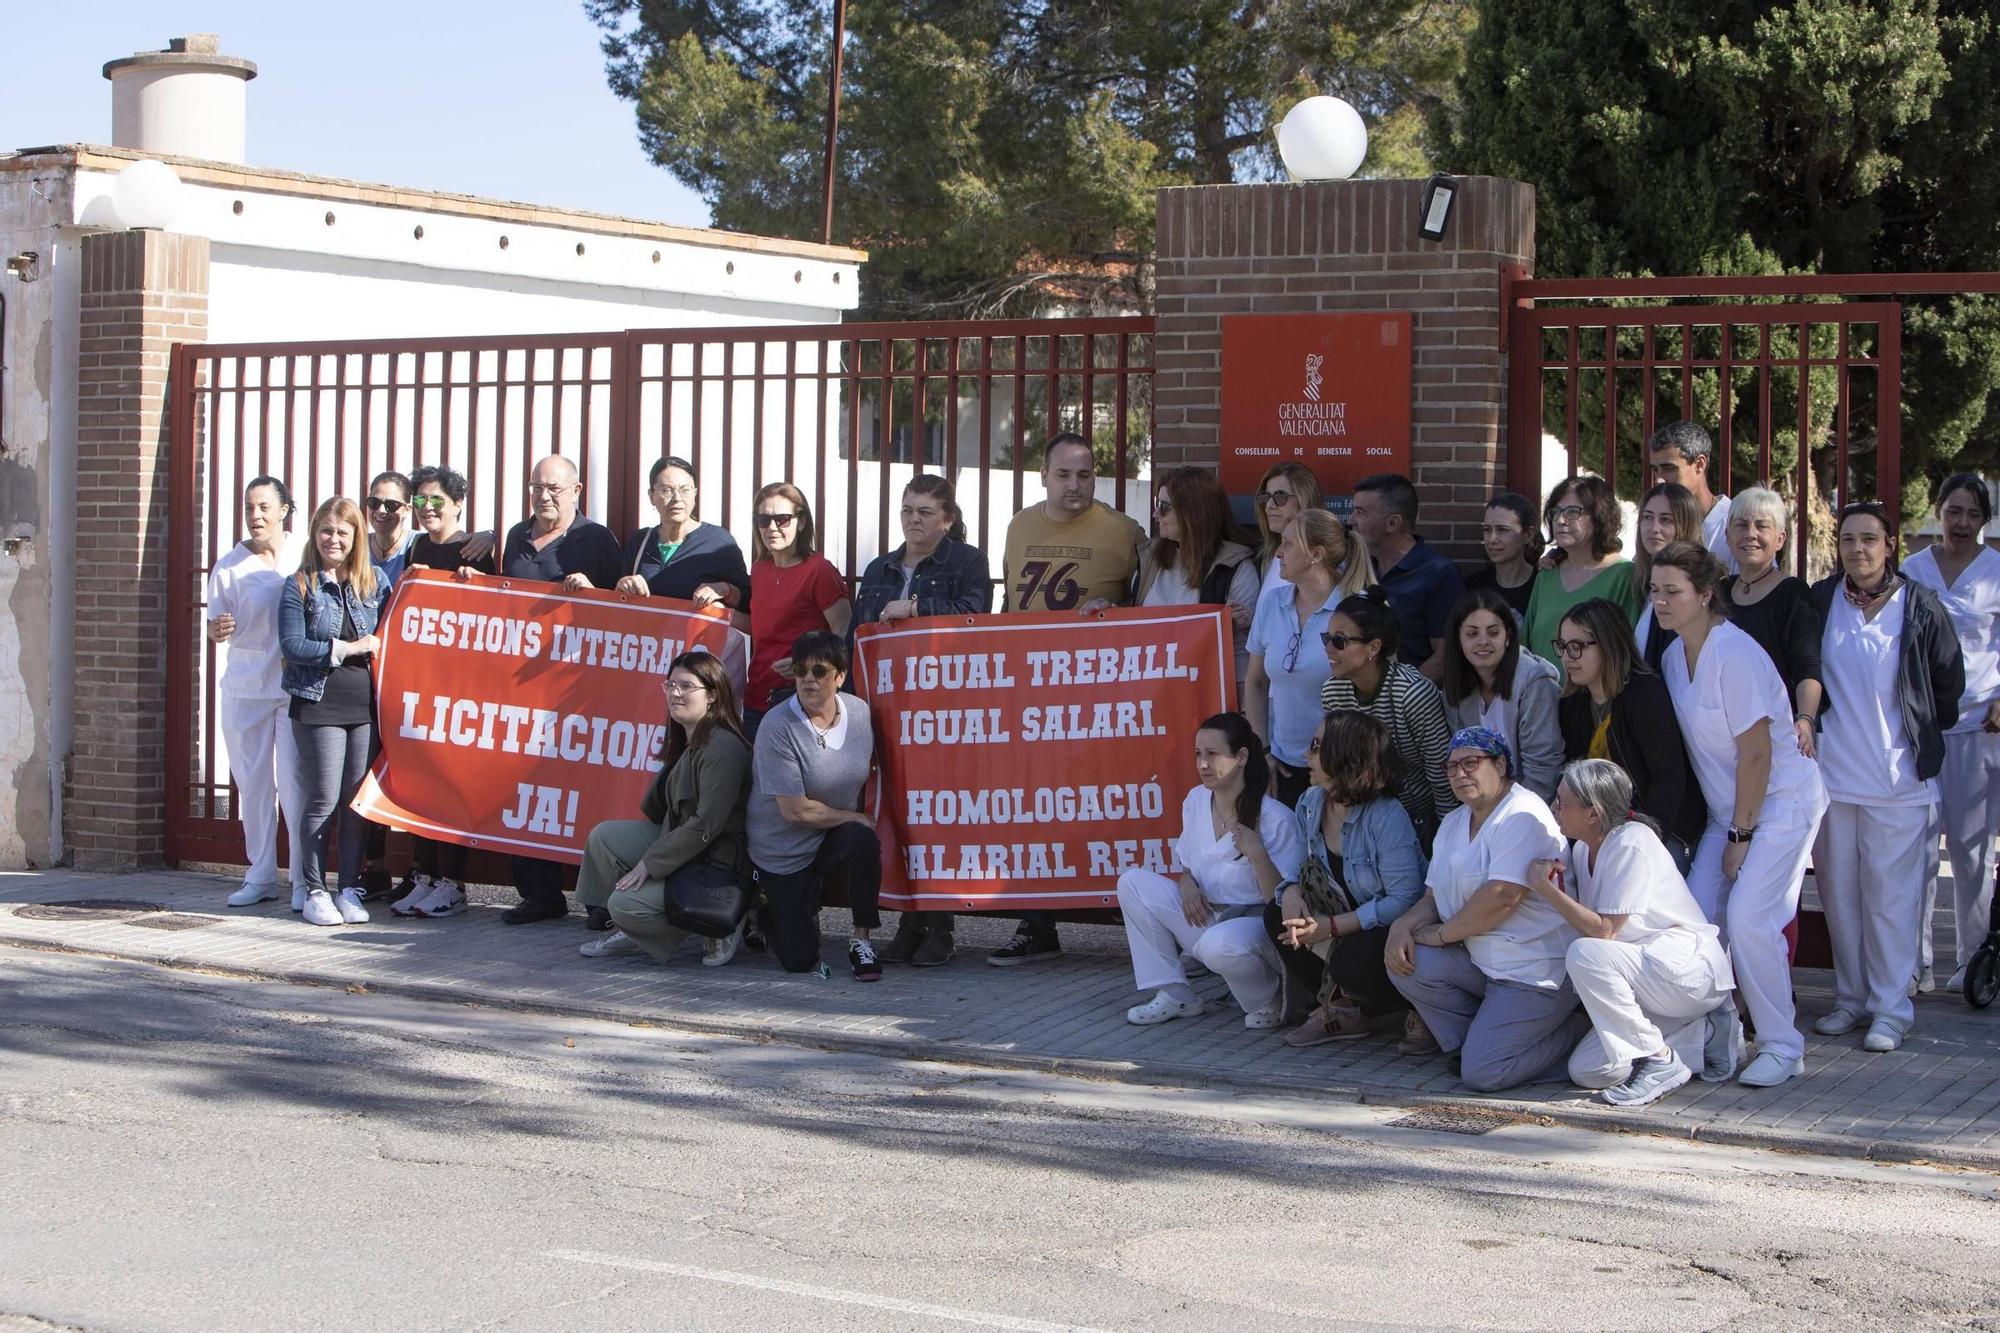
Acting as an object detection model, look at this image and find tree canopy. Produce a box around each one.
[587,0,1470,317]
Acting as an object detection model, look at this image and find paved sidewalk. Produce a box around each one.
[4,867,1998,1170]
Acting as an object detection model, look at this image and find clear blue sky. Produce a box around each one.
[2,3,712,228]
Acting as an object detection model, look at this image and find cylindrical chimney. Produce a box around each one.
[103,35,257,165]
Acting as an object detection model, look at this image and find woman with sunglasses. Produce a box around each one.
[1631,482,1703,671]
[1463,492,1542,620]
[1139,466,1262,685]
[1652,540,1827,1088]
[747,631,882,979]
[1439,588,1565,800]
[617,455,749,611]
[1250,463,1324,599]
[1720,486,1824,762]
[364,469,418,584]
[1269,709,1426,1044]
[1246,511,1376,805]
[1553,598,1705,872]
[746,482,851,736]
[575,651,754,966]
[1318,588,1457,849]
[1524,476,1640,667]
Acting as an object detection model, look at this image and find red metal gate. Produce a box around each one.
[166,317,1154,867]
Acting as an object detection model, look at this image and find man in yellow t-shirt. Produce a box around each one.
[1002,434,1145,613]
[991,433,1147,965]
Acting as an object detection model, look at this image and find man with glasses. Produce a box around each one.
[1646,422,1737,573]
[497,454,625,925]
[991,432,1145,964]
[1349,473,1465,682]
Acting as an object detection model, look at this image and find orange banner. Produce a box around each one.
[853,606,1235,911]
[354,570,747,863]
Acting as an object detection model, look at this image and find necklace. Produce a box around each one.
[807,706,839,748]
[1735,562,1777,593]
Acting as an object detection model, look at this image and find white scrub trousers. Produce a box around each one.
[1924,730,2000,971]
[1565,934,1730,1088]
[1117,869,1282,1015]
[220,693,304,888]
[1817,800,1935,1031]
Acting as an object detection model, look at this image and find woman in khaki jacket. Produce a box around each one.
[575,651,753,966]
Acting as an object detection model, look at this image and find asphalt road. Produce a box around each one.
[4,948,1999,1332]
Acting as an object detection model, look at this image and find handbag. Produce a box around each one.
[661,862,753,938]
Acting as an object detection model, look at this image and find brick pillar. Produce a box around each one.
[1152,177,1535,557]
[69,230,209,869]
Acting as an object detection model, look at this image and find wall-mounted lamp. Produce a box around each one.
[1418,173,1457,242]
[4,252,38,281]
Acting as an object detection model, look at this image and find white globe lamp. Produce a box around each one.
[1276,97,1369,182]
[112,159,185,231]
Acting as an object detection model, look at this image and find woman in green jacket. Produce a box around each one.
[576,651,754,966]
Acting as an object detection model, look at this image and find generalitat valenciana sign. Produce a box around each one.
[1219,312,1413,499]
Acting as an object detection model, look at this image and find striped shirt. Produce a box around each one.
[1320,661,1459,847]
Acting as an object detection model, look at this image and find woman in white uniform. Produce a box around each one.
[205,477,305,908]
[1904,475,2000,990]
[1806,503,1964,1051]
[1118,712,1305,1029]
[1528,759,1736,1106]
[1649,540,1828,1089]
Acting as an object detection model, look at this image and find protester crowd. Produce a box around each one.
[203,424,1999,1105]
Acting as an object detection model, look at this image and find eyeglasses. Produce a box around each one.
[1283,631,1305,673]
[1445,756,1492,776]
[652,484,696,500]
[1307,736,1323,755]
[1256,490,1296,507]
[1154,499,1174,516]
[755,513,799,529]
[1320,631,1361,651]
[1550,504,1588,523]
[526,483,574,497]
[364,497,406,515]
[790,662,835,680]
[661,679,710,696]
[1549,637,1598,661]
[409,495,450,513]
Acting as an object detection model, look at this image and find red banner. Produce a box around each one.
[853,606,1235,911]
[354,570,747,863]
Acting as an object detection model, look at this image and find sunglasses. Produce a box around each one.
[790,662,836,680]
[1320,631,1362,651]
[364,497,406,515]
[1549,637,1598,661]
[409,495,450,512]
[756,513,799,529]
[1256,490,1297,506]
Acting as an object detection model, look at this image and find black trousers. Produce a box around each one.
[1271,762,1312,809]
[414,835,469,883]
[512,854,567,908]
[755,821,882,972]
[1263,904,1404,1016]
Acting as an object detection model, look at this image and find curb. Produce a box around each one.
[6,927,1996,1176]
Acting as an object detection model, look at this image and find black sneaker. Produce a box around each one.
[911,930,957,967]
[360,868,397,902]
[876,916,927,964]
[501,899,568,925]
[987,929,1061,966]
[584,904,614,932]
[849,938,883,982]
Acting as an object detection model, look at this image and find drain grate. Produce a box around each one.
[126,913,219,932]
[1387,1106,1521,1136]
[13,899,168,921]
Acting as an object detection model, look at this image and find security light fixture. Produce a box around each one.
[1419,173,1457,242]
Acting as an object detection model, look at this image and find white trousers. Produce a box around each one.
[1117,869,1281,1015]
[1686,790,1826,1064]
[1817,799,1934,1030]
[219,693,304,888]
[1923,730,2000,970]
[1564,934,1730,1086]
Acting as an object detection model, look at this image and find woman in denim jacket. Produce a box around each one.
[279,496,390,928]
[1268,708,1429,1045]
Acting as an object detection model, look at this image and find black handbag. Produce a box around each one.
[661,862,753,938]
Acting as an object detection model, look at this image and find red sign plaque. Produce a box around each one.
[1219,312,1413,499]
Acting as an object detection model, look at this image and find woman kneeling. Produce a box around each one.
[1118,713,1304,1028]
[575,650,753,964]
[1529,760,1737,1107]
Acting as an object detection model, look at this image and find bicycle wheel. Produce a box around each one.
[1967,947,2000,1010]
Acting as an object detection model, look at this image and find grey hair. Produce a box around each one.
[1648,421,1714,465]
[1559,759,1635,831]
[1730,484,1790,537]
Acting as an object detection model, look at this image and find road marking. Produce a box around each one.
[547,1248,1113,1332]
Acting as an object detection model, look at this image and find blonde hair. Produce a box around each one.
[295,497,377,601]
[1291,509,1375,597]
[1254,463,1325,562]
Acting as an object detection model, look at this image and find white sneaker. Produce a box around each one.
[1126,991,1204,1025]
[291,883,307,913]
[334,888,370,924]
[1862,1018,1906,1053]
[302,889,342,927]
[1910,966,1935,997]
[704,919,746,968]
[1947,966,1968,993]
[1813,1006,1863,1036]
[415,880,468,918]
[226,880,279,907]
[1737,1050,1804,1088]
[1243,1006,1285,1030]
[390,872,436,916]
[580,929,641,959]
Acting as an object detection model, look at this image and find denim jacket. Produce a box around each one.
[1287,788,1428,931]
[279,570,388,702]
[852,537,994,630]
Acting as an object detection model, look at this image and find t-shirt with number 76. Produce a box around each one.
[1002,502,1146,613]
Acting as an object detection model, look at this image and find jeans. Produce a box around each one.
[292,719,373,895]
[753,821,882,972]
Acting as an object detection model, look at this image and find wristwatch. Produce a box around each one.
[1727,824,1757,844]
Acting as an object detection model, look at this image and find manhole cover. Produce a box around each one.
[1387,1107,1521,1136]
[13,899,167,921]
[126,913,218,932]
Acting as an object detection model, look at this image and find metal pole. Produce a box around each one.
[820,0,847,245]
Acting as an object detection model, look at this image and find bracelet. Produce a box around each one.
[1793,712,1814,725]
[1727,824,1757,844]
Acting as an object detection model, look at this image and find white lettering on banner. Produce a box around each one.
[1023,644,1190,687]
[399,606,547,658]
[1086,839,1176,876]
[499,783,581,838]
[543,624,696,676]
[1277,400,1349,437]
[397,691,663,772]
[903,842,1078,880]
[897,708,1012,745]
[1017,700,1164,741]
[872,652,1018,695]
[904,783,1167,826]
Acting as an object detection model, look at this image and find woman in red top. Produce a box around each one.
[747,481,852,735]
